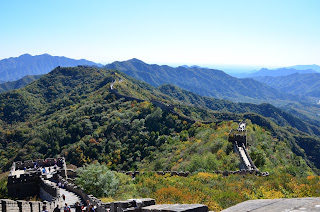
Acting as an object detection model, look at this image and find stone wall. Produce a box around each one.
[3,177,61,211]
[109,82,213,125]
[110,89,145,103]
[13,157,65,170]
[39,177,60,203]
[66,169,77,178]
[57,175,107,212]
[7,173,40,199]
[107,198,208,212]
[0,199,58,212]
[123,171,190,178]
[110,198,156,212]
[8,157,67,199]
[122,170,268,178]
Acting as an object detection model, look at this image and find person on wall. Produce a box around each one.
[64,203,71,212]
[53,205,61,212]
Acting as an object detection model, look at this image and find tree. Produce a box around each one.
[0,177,8,198]
[75,163,119,197]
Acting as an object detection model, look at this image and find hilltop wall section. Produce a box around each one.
[5,158,63,212]
[7,158,65,199]
[109,80,212,124]
[228,122,260,172]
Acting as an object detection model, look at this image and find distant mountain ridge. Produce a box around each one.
[289,64,320,72]
[104,59,304,104]
[0,53,101,81]
[0,55,318,124]
[245,67,317,78]
[104,59,320,124]
[253,73,320,98]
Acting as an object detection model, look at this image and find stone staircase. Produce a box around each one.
[44,179,82,211]
[59,187,82,212]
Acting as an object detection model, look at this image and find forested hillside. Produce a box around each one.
[104,59,304,103]
[104,59,320,124]
[1,57,318,125]
[0,75,42,93]
[0,66,319,176]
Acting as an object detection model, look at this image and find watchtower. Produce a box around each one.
[7,157,66,199]
[228,122,247,147]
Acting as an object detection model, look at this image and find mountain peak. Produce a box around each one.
[0,54,100,81]
[39,53,52,56]
[127,58,144,63]
[19,53,32,58]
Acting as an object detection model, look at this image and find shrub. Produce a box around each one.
[76,163,119,197]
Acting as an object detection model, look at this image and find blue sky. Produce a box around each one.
[1,0,319,68]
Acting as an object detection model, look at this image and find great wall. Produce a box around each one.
[1,119,268,211]
[0,77,268,211]
[109,78,212,125]
[1,157,209,212]
[110,77,267,177]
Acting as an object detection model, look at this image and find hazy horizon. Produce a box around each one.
[1,0,319,68]
[0,52,298,74]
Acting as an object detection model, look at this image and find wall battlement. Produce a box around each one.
[0,199,59,212]
[12,157,64,171]
[7,158,66,199]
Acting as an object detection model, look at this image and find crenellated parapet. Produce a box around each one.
[12,157,65,171]
[0,199,60,212]
[7,157,66,199]
[7,173,40,198]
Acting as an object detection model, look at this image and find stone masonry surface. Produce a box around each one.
[221,197,320,212]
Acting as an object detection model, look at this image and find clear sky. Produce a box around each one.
[1,0,319,68]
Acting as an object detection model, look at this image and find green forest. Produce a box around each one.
[0,66,320,210]
[0,66,319,174]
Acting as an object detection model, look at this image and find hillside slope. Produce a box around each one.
[0,75,42,93]
[157,84,320,135]
[0,53,100,81]
[0,66,319,176]
[104,59,320,125]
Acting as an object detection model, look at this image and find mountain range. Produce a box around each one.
[240,68,318,78]
[0,54,319,211]
[104,59,306,104]
[0,54,318,124]
[0,53,100,82]
[253,73,320,98]
[289,64,320,72]
[0,66,319,175]
[104,59,320,124]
